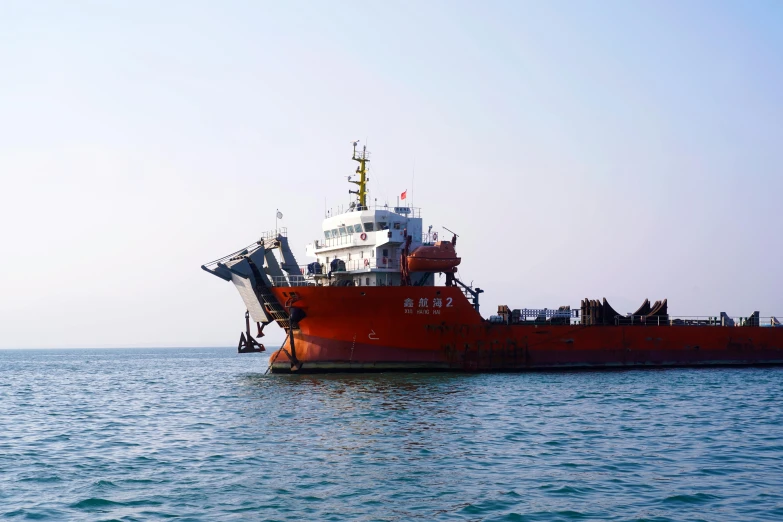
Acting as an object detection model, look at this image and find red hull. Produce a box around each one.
[268,286,783,373]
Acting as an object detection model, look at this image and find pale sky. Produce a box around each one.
[1,1,781,348]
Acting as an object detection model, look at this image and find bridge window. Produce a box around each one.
[331,229,338,238]
[363,222,374,232]
[378,221,388,230]
[393,222,401,230]
[324,230,331,239]
[339,227,346,236]
[354,223,363,233]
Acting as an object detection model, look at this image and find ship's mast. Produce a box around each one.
[349,141,369,210]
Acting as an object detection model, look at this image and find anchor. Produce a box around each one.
[238,310,265,353]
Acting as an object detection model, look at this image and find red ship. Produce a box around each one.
[202,142,783,373]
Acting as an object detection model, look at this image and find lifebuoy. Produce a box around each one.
[364,258,369,267]
[360,232,367,240]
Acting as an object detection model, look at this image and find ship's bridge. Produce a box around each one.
[310,206,421,251]
[304,205,436,286]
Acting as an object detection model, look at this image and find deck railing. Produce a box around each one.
[489,311,782,327]
[608,315,781,327]
[259,227,287,240]
[302,258,401,274]
[270,275,312,287]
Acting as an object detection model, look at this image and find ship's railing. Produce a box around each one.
[518,308,579,319]
[489,310,783,327]
[490,308,578,324]
[313,235,361,249]
[609,315,783,327]
[270,275,313,287]
[304,258,401,274]
[259,227,287,240]
[344,257,400,271]
[356,204,421,218]
[421,232,440,244]
[201,240,264,270]
[313,229,414,250]
[328,205,422,218]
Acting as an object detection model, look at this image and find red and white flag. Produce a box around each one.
[401,190,407,200]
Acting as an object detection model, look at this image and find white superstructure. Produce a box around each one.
[304,206,437,286]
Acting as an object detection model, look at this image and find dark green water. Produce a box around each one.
[1,348,782,521]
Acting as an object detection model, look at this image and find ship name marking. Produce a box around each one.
[404,296,449,314]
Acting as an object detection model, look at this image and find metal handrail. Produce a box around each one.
[314,235,360,249]
[328,205,422,218]
[201,241,263,270]
[314,229,411,250]
[307,258,399,273]
[604,315,782,327]
[421,232,440,244]
[259,228,287,240]
[270,275,311,287]
[514,308,579,319]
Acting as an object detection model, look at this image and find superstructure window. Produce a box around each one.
[378,222,388,230]
[339,227,346,236]
[354,223,363,233]
[324,230,331,239]
[393,222,401,230]
[346,225,354,234]
[331,229,338,238]
[363,222,374,232]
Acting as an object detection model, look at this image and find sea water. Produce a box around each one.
[1,347,781,521]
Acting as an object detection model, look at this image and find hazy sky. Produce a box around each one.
[2,1,782,348]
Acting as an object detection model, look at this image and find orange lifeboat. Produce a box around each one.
[406,241,461,273]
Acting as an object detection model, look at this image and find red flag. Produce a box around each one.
[401,190,407,200]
